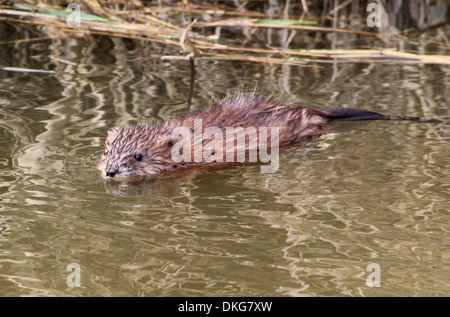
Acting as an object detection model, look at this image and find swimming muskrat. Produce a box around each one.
[97,93,426,181]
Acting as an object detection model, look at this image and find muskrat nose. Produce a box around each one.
[106,170,116,177]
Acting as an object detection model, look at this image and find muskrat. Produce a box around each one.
[97,93,425,182]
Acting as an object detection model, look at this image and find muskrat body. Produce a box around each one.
[97,93,387,181]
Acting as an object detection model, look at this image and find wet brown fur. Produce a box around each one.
[97,94,351,181]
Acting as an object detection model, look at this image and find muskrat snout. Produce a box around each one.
[105,170,116,178]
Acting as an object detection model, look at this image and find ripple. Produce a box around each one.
[0,32,448,296]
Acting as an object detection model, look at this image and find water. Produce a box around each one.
[0,28,449,296]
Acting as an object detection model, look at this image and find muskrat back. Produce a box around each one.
[97,93,385,181]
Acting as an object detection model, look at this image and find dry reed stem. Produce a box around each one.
[193,19,380,37]
[1,4,449,66]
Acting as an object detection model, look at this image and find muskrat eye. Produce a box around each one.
[135,154,143,161]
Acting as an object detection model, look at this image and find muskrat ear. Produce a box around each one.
[107,127,120,144]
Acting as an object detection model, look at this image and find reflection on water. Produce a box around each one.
[0,24,449,296]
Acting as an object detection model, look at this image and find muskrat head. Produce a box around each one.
[97,126,176,181]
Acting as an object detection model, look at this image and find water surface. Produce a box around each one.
[0,27,449,296]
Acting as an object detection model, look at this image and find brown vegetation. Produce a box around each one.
[0,0,449,65]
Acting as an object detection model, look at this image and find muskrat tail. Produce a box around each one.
[322,108,385,122]
[381,115,447,123]
[323,108,446,124]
